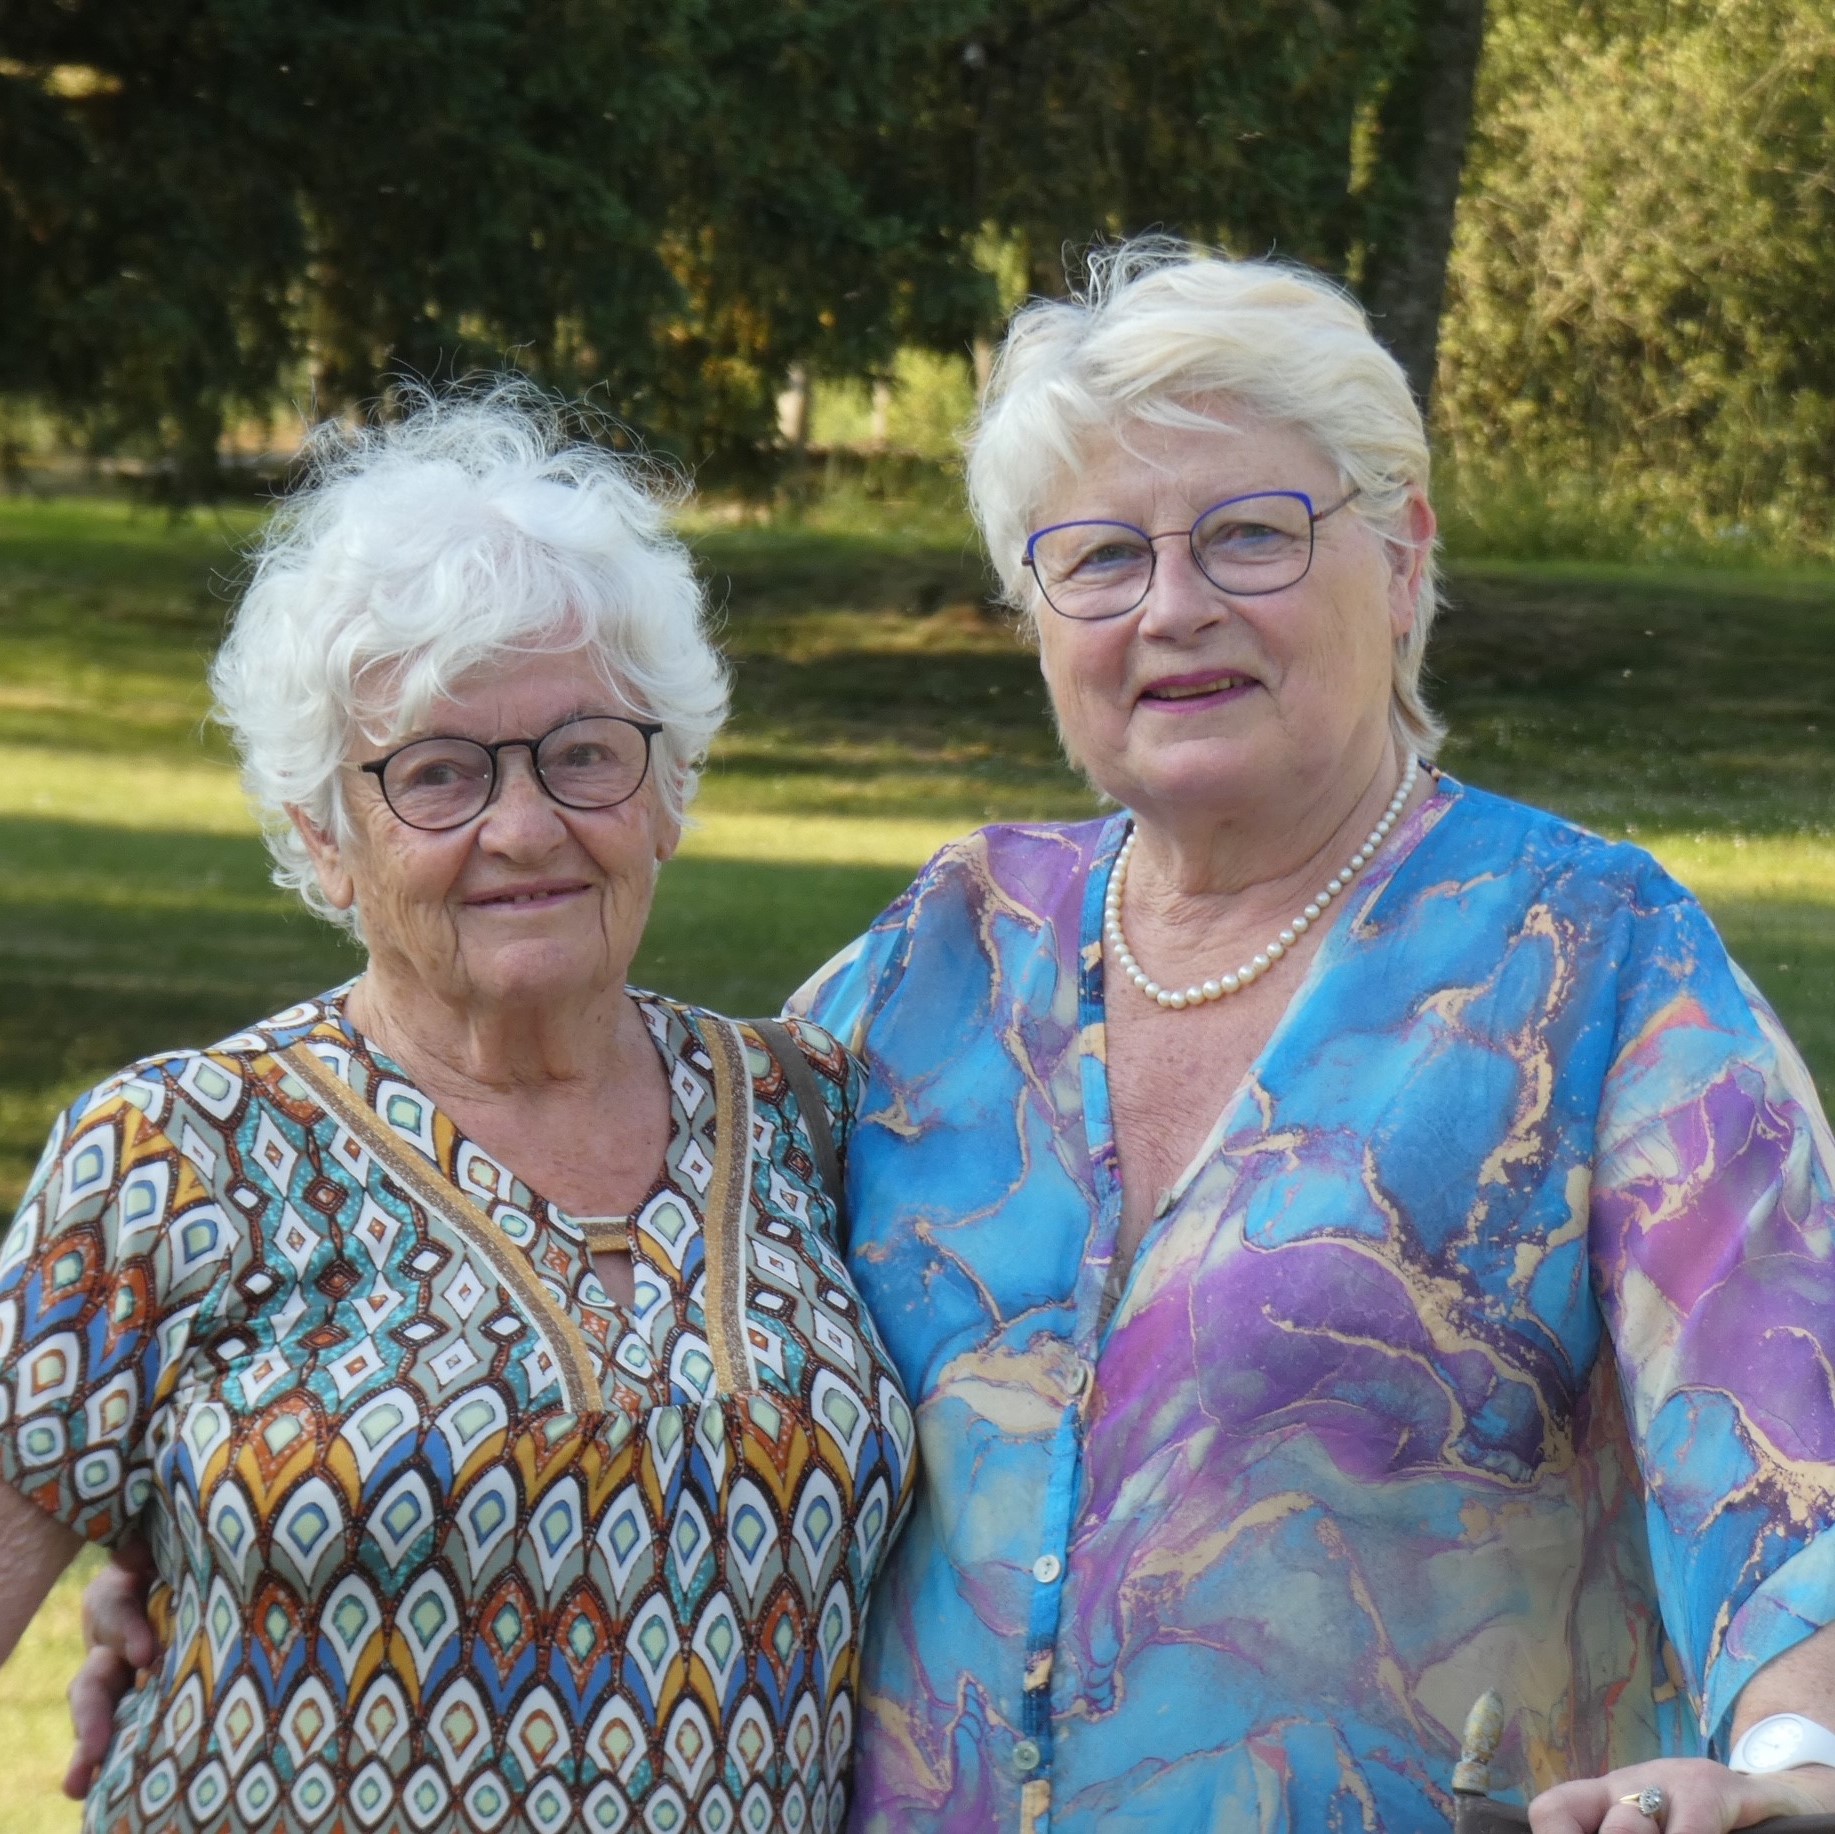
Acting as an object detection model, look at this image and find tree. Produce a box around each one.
[1,0,1495,484]
[1,0,739,485]
[1360,0,1491,409]
[869,0,1490,408]
[0,0,975,480]
[1437,0,1835,548]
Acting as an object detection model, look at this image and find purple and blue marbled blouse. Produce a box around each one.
[793,777,1835,1834]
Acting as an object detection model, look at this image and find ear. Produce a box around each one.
[286,803,358,912]
[1386,490,1437,640]
[642,768,684,869]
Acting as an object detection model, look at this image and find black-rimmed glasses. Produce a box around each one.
[357,715,663,832]
[1023,487,1361,621]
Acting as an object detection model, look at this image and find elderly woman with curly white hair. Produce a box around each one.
[0,389,915,1834]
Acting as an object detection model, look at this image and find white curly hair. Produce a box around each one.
[211,380,729,933]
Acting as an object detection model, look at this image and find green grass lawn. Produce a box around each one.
[0,492,1831,1831]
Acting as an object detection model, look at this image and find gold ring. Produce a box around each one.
[1618,1785,1667,1823]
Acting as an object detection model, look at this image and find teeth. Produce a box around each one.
[1152,678,1246,699]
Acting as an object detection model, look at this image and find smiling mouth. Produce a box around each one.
[1141,674,1257,702]
[468,886,588,908]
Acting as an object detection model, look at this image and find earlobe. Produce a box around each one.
[285,803,358,912]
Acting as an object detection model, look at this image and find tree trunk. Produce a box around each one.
[1363,0,1491,413]
[776,364,811,450]
[972,336,995,399]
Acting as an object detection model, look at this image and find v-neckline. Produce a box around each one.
[1082,779,1463,1347]
[284,986,694,1367]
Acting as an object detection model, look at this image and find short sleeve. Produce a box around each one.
[1589,875,1835,1746]
[0,1071,212,1543]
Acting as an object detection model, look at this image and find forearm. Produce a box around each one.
[0,1477,84,1665]
[1730,1617,1835,1734]
[1527,1619,1835,1831]
[1723,1617,1835,1810]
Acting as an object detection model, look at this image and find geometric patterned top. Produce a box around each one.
[795,779,1835,1834]
[0,988,915,1834]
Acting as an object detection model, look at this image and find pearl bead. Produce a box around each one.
[1106,754,1419,1011]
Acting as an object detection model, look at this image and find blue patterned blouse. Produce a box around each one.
[795,778,1835,1834]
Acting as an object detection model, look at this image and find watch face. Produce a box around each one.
[1747,1719,1806,1769]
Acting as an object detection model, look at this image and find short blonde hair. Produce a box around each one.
[211,380,730,933]
[967,239,1445,760]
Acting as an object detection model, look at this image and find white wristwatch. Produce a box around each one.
[1728,1713,1835,1773]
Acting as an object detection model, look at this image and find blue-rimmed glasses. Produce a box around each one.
[357,715,663,832]
[1022,487,1361,621]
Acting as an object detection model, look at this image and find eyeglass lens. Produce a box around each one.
[1029,492,1318,619]
[378,717,654,830]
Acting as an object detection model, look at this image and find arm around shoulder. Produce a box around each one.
[0,1476,83,1665]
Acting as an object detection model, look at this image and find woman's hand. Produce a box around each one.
[62,1536,158,1801]
[1529,1758,1835,1832]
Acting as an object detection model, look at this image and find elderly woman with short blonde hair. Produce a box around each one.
[793,246,1835,1834]
[0,387,914,1834]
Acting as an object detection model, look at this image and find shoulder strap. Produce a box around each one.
[749,1017,847,1251]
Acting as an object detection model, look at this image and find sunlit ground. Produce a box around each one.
[1,497,1831,1831]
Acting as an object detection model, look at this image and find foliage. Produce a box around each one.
[807,349,979,459]
[901,0,1409,283]
[0,0,983,481]
[1,0,1493,485]
[1438,0,1835,555]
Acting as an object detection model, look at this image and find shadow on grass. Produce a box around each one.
[0,816,918,1203]
[638,856,917,1013]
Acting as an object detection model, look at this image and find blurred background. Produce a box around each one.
[1,2,1831,1824]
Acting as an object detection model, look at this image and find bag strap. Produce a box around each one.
[749,1016,847,1251]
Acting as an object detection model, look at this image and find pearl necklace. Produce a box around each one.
[1105,754,1420,1010]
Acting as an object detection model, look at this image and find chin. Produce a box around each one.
[464,943,614,1008]
[1111,743,1274,813]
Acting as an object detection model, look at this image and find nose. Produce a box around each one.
[476,745,567,852]
[1134,538,1229,639]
